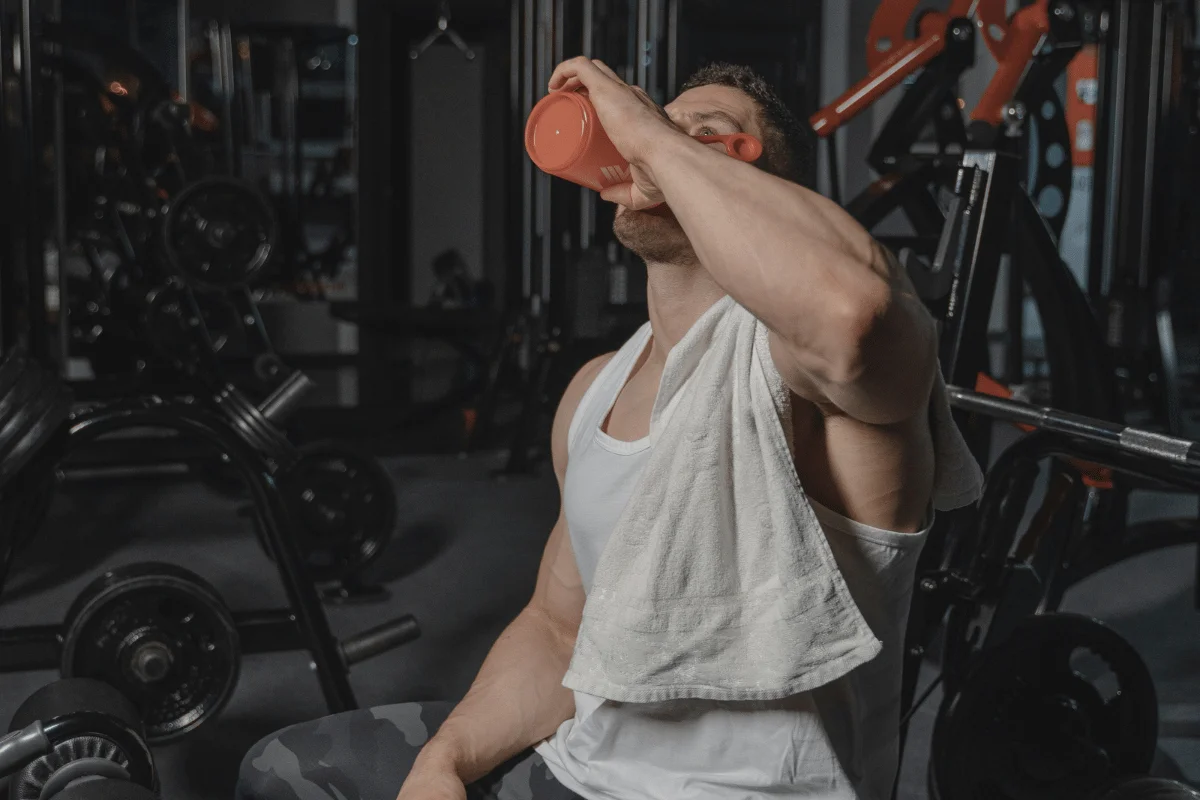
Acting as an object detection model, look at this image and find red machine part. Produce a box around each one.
[970,0,1052,125]
[811,0,1058,135]
[864,0,977,72]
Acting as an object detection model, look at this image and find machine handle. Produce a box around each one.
[969,0,1051,124]
[810,14,951,137]
[258,370,316,425]
[340,615,421,666]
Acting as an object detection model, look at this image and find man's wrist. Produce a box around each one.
[413,734,468,778]
[636,125,696,175]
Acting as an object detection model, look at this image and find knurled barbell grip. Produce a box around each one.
[340,615,421,667]
[258,371,316,425]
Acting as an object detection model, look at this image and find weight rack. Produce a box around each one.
[0,394,419,717]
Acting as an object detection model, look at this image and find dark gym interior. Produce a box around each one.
[0,0,1198,799]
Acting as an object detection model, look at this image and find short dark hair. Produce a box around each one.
[680,63,812,186]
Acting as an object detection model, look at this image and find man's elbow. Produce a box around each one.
[831,287,938,423]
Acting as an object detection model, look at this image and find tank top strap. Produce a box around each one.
[567,322,653,457]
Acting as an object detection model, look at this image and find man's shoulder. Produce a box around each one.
[561,352,618,417]
[551,352,619,465]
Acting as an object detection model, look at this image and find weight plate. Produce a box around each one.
[931,613,1158,800]
[0,359,55,464]
[162,177,277,288]
[213,384,296,464]
[0,345,30,399]
[279,442,396,584]
[0,379,71,488]
[61,562,240,743]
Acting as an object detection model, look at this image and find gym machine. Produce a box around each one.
[818,0,1199,433]
[0,347,420,741]
[816,0,1096,405]
[912,383,1200,800]
[892,146,1200,799]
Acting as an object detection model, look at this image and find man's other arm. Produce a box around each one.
[397,354,613,798]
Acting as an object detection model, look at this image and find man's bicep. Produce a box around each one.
[528,512,585,637]
[527,351,614,638]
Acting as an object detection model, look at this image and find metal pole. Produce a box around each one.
[1099,0,1129,298]
[647,0,663,103]
[1138,1,1164,289]
[177,0,189,101]
[581,0,594,250]
[539,0,553,302]
[666,0,679,96]
[636,0,648,88]
[21,0,47,361]
[522,0,534,300]
[220,21,236,175]
[51,0,68,370]
[946,386,1200,468]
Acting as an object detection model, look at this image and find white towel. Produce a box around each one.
[562,297,984,703]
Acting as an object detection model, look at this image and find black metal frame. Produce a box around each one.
[1088,0,1195,433]
[0,397,420,715]
[891,145,1129,787]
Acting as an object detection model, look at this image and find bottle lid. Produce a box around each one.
[525,92,589,172]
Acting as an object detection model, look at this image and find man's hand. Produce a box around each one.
[547,57,686,209]
[396,753,468,800]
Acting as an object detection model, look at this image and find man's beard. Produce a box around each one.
[612,206,698,266]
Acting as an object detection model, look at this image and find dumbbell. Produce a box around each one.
[0,678,159,800]
[213,368,315,465]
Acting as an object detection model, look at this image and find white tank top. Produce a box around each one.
[536,323,932,800]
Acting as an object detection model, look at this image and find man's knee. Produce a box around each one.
[236,702,456,800]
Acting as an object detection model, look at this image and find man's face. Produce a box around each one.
[612,84,764,265]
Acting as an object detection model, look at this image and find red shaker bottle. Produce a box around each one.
[524,91,629,191]
[525,90,763,191]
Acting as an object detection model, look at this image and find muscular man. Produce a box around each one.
[239,58,957,800]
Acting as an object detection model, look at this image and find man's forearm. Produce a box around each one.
[645,135,891,371]
[414,606,576,784]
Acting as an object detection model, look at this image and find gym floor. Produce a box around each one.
[0,445,1197,800]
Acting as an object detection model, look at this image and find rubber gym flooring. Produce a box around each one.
[0,447,1197,800]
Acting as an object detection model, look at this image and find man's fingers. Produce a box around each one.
[599,184,635,206]
[599,183,661,210]
[548,55,605,91]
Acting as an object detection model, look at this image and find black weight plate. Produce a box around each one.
[61,562,239,743]
[213,384,295,463]
[0,382,71,488]
[931,613,1158,800]
[0,361,54,463]
[10,678,142,733]
[0,352,43,431]
[280,442,396,584]
[163,177,277,288]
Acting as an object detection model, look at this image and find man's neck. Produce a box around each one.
[643,260,727,365]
